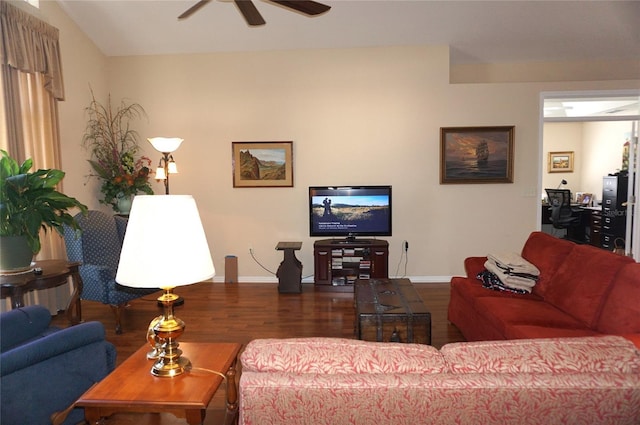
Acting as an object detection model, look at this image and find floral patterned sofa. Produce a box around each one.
[239,336,640,425]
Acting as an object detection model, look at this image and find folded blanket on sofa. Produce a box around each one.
[487,252,540,277]
[477,270,530,295]
[484,261,537,293]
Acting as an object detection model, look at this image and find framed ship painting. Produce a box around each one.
[440,126,515,184]
[232,141,293,187]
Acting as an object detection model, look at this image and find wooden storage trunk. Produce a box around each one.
[355,278,431,345]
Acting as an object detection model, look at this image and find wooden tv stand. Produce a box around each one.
[313,239,389,292]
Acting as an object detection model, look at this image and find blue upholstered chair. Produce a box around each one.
[1,305,116,425]
[63,210,157,333]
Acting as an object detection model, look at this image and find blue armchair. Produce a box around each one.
[64,210,157,333]
[0,305,116,425]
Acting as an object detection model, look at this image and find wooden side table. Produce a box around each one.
[76,342,242,425]
[276,242,303,293]
[0,260,83,325]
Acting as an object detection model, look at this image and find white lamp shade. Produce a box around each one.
[148,137,183,153]
[155,166,167,180]
[116,195,215,289]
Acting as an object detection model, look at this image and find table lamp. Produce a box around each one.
[116,195,215,377]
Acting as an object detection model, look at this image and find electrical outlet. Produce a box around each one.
[404,241,409,251]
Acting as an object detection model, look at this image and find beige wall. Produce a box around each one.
[542,123,584,198]
[39,1,109,207]
[543,121,635,204]
[582,121,634,201]
[40,2,640,282]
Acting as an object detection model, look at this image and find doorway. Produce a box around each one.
[539,90,640,257]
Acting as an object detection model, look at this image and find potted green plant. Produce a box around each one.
[83,92,153,213]
[0,150,88,272]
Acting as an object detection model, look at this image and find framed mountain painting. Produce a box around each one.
[232,141,293,187]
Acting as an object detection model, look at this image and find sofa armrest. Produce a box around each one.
[1,321,112,376]
[0,305,52,351]
[240,338,446,374]
[441,335,640,374]
[1,321,116,425]
[464,256,487,277]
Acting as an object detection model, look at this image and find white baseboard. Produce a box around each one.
[213,276,454,284]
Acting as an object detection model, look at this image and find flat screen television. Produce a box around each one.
[309,186,392,241]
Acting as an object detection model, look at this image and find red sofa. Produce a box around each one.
[448,231,640,345]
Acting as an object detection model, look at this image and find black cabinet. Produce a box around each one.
[601,175,628,250]
[589,209,602,248]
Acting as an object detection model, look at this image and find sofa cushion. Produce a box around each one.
[241,337,447,374]
[596,262,640,334]
[450,276,543,308]
[520,231,575,297]
[543,244,634,328]
[504,325,603,339]
[472,297,587,336]
[441,335,640,374]
[504,325,601,340]
[448,283,508,342]
[623,334,640,350]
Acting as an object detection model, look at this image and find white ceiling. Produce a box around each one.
[55,0,640,65]
[544,95,640,120]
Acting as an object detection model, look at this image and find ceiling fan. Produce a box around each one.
[178,0,331,26]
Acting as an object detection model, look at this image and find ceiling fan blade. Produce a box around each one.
[234,0,266,26]
[178,0,212,20]
[270,0,331,16]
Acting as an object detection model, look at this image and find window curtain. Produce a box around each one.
[1,0,72,313]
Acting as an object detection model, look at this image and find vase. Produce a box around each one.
[0,235,34,273]
[116,194,133,215]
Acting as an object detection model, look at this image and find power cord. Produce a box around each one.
[190,367,227,383]
[249,248,277,275]
[394,240,409,278]
[249,247,314,281]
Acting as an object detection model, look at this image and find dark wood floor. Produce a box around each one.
[52,281,464,425]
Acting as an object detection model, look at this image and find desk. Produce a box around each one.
[0,260,82,325]
[275,242,303,293]
[541,205,602,245]
[77,342,241,425]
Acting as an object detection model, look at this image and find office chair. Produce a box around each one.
[545,189,581,240]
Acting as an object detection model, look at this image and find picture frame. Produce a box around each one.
[440,126,515,184]
[232,141,293,187]
[575,192,593,206]
[548,151,574,173]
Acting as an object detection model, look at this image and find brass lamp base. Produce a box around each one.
[149,288,190,377]
[146,315,163,360]
[152,353,191,377]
